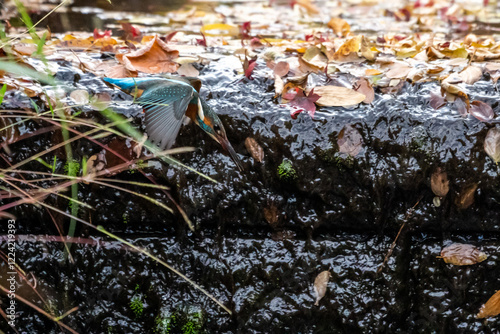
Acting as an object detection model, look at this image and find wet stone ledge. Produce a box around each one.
[1,232,499,333]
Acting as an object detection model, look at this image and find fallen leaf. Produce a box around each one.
[431,167,449,197]
[295,0,319,15]
[119,35,179,74]
[245,137,264,162]
[454,96,469,117]
[83,153,107,183]
[274,61,290,77]
[70,89,89,105]
[439,243,488,266]
[314,271,331,306]
[93,28,112,40]
[365,68,382,76]
[353,78,374,104]
[177,63,199,77]
[289,88,320,118]
[458,66,483,85]
[430,91,446,110]
[338,124,363,157]
[470,101,494,122]
[477,290,500,319]
[263,204,280,228]
[298,55,325,73]
[386,62,412,79]
[200,23,239,37]
[274,74,284,97]
[327,18,350,37]
[243,56,257,79]
[121,22,142,41]
[89,92,111,111]
[196,32,207,47]
[455,183,478,209]
[484,127,500,164]
[360,36,375,61]
[307,86,365,107]
[105,64,138,78]
[332,37,361,61]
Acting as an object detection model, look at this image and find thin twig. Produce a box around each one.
[377,196,423,275]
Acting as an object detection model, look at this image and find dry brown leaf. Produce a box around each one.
[274,61,290,77]
[274,74,284,97]
[477,290,500,319]
[314,271,331,306]
[441,74,468,97]
[70,90,89,105]
[12,43,37,56]
[455,183,478,210]
[431,167,449,197]
[386,62,412,79]
[83,153,107,184]
[177,63,199,77]
[353,78,374,104]
[439,243,488,266]
[263,204,280,228]
[105,64,138,78]
[458,66,483,85]
[298,56,325,73]
[360,36,375,61]
[484,127,500,164]
[327,18,350,37]
[295,0,319,15]
[245,137,264,162]
[120,35,179,74]
[338,124,363,157]
[332,37,360,62]
[307,86,365,107]
[470,100,494,122]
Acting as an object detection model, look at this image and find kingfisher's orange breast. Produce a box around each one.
[185,103,198,122]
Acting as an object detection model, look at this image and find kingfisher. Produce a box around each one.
[103,76,243,171]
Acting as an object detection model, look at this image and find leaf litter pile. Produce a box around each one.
[2,0,500,325]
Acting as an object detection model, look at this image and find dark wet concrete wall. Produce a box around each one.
[1,56,500,332]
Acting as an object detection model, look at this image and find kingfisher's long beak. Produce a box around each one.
[218,136,244,171]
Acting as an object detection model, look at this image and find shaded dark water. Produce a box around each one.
[2,0,500,333]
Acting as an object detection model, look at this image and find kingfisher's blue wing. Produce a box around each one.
[136,83,195,150]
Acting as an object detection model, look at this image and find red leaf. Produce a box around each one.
[93,28,112,40]
[283,87,298,100]
[250,37,263,49]
[430,91,446,110]
[289,89,321,118]
[121,23,142,41]
[196,32,207,47]
[240,21,251,40]
[164,31,178,42]
[245,59,257,78]
[470,100,494,122]
[454,97,469,117]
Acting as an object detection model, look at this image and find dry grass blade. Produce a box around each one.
[97,225,232,315]
[0,285,78,334]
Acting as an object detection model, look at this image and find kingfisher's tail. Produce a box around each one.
[103,77,166,90]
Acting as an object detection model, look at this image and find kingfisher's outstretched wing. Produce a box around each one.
[136,82,196,150]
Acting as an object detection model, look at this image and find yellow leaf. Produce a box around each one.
[200,23,239,37]
[327,18,350,37]
[332,37,361,61]
[365,68,382,75]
